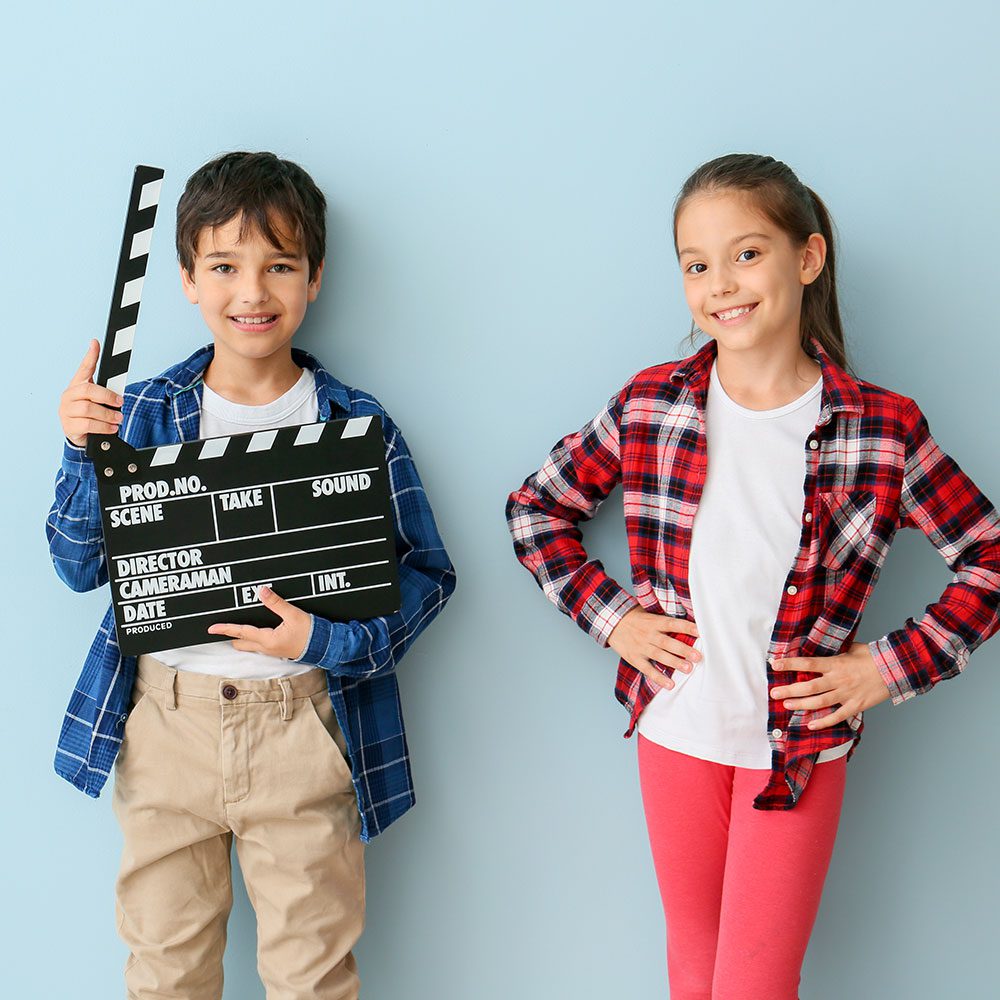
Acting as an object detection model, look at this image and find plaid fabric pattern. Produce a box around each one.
[507,335,1000,809]
[46,345,455,841]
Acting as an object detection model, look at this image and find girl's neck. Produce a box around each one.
[202,346,303,406]
[714,335,821,412]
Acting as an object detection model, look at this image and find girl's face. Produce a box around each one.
[675,190,825,354]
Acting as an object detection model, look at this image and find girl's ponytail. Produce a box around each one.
[801,186,848,372]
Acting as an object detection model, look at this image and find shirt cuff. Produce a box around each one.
[293,614,347,669]
[579,580,640,648]
[61,439,96,481]
[867,636,917,706]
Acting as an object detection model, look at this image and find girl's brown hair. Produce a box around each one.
[673,153,854,376]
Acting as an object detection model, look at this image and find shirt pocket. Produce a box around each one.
[818,489,877,572]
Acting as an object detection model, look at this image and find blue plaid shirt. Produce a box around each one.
[45,345,456,841]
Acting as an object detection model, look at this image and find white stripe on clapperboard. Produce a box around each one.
[106,467,380,510]
[144,417,373,468]
[116,536,389,582]
[118,558,391,606]
[137,178,162,211]
[127,582,394,627]
[113,515,386,560]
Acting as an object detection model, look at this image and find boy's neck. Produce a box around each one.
[203,345,304,406]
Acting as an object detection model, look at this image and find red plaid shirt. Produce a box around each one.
[506,335,1000,808]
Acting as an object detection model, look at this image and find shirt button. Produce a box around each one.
[222,684,238,701]
[804,512,813,523]
[786,585,798,595]
[772,728,783,739]
[808,439,819,450]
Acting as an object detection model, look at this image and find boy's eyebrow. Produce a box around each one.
[678,232,772,257]
[202,249,302,260]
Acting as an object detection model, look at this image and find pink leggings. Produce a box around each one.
[637,735,846,1000]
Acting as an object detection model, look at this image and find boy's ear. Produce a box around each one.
[307,258,325,302]
[179,262,199,304]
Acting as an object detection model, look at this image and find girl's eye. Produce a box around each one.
[737,249,758,262]
[686,263,707,275]
[211,264,234,274]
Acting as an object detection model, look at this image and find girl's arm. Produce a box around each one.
[868,396,1000,702]
[505,384,639,646]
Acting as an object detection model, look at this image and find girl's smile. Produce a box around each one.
[676,190,825,352]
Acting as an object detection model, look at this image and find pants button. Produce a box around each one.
[222,684,238,700]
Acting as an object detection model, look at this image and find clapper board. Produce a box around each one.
[86,165,401,656]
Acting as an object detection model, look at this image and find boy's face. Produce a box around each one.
[180,213,323,367]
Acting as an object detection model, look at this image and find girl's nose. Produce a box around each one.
[710,266,737,298]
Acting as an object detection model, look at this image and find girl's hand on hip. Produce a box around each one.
[207,586,312,660]
[770,642,890,729]
[607,606,701,688]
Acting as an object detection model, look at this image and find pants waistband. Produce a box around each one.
[136,653,328,705]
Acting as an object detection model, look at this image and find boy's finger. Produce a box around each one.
[258,585,295,618]
[208,622,262,641]
[70,402,123,424]
[72,340,100,384]
[80,383,125,408]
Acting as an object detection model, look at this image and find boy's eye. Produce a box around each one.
[686,262,707,275]
[211,263,234,274]
[737,249,758,262]
[269,263,294,273]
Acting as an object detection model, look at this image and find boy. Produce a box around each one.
[46,151,456,999]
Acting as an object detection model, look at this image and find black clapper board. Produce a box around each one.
[86,166,401,656]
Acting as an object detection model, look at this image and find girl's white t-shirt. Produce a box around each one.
[155,368,320,679]
[637,358,852,768]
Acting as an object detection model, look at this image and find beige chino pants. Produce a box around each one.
[113,654,365,1000]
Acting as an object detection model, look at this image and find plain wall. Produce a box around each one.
[4,2,998,997]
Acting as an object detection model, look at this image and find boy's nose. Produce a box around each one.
[239,280,269,305]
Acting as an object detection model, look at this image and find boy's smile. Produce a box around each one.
[180,213,323,390]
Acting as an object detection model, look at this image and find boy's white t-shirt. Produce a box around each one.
[637,358,852,768]
[155,367,320,679]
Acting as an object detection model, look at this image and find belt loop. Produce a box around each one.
[278,678,292,721]
[164,668,177,711]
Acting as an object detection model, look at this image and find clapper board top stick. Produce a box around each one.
[87,165,401,656]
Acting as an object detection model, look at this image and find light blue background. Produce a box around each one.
[4,2,998,997]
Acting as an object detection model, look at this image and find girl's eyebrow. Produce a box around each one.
[678,232,772,257]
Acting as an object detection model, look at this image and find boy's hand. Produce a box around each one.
[770,642,891,729]
[607,606,701,688]
[207,586,312,660]
[60,339,124,447]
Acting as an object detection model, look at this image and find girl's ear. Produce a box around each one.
[800,233,827,286]
[179,262,199,304]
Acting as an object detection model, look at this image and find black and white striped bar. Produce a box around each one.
[89,165,164,412]
[93,415,401,656]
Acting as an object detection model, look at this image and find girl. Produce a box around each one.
[505,153,1000,999]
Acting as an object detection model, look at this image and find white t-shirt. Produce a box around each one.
[637,358,852,768]
[155,367,320,679]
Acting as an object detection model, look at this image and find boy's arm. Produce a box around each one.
[867,396,1000,702]
[292,412,455,678]
[45,441,110,592]
[505,384,638,647]
[45,342,124,592]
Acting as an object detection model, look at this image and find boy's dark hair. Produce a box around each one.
[672,153,854,377]
[176,151,326,281]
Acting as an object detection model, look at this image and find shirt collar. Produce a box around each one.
[669,334,863,425]
[161,343,353,419]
